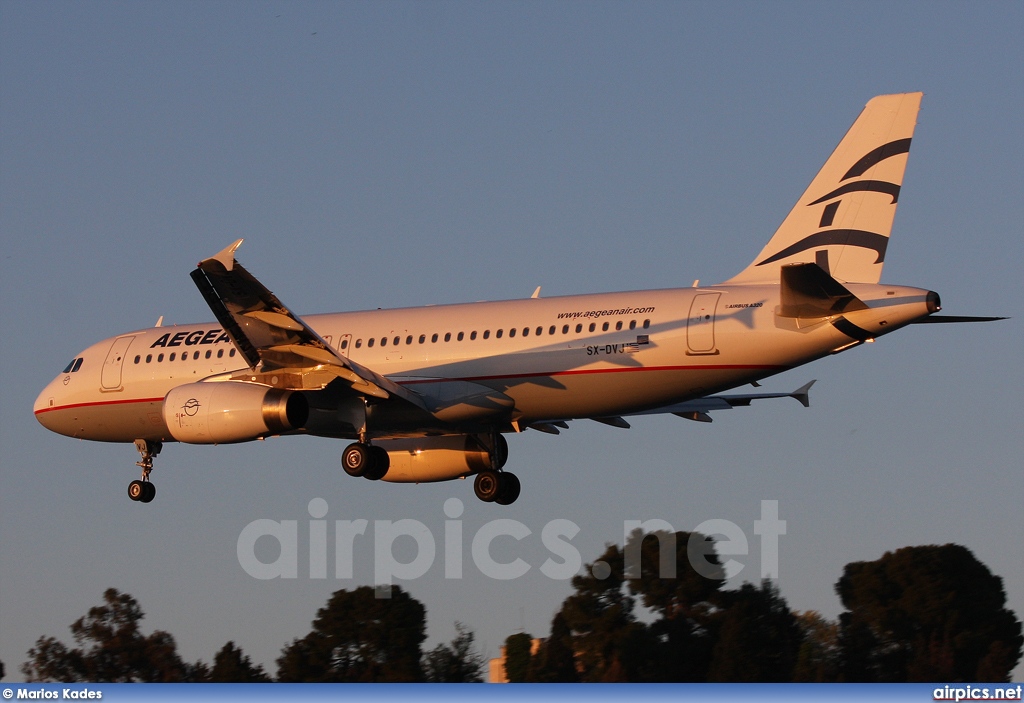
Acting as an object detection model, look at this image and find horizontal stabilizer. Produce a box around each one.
[779,263,867,318]
[911,315,1008,324]
[627,380,816,420]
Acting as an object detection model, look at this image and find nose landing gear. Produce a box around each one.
[128,439,161,503]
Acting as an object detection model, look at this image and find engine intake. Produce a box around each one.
[163,381,308,444]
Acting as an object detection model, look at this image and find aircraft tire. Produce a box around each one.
[474,470,501,502]
[342,443,372,478]
[364,446,390,481]
[128,480,146,501]
[140,482,156,503]
[495,472,520,505]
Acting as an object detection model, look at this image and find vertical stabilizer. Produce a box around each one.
[724,93,922,285]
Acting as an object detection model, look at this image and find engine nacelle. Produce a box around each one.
[377,435,495,483]
[163,381,308,444]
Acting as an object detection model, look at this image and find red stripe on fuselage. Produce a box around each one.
[34,397,165,415]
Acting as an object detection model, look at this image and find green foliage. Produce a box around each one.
[421,622,485,682]
[706,580,802,682]
[20,588,192,682]
[209,641,271,683]
[836,544,1023,682]
[792,611,841,682]
[502,632,533,683]
[276,585,426,682]
[530,613,579,682]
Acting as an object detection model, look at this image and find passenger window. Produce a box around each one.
[193,351,200,360]
[355,339,363,348]
[146,355,152,363]
[509,328,516,338]
[230,349,236,357]
[575,324,583,333]
[341,339,349,350]
[470,331,477,340]
[368,339,375,348]
[629,320,636,330]
[616,321,622,331]
[548,326,555,335]
[418,335,425,344]
[496,329,503,338]
[589,323,596,332]
[406,336,413,345]
[537,326,543,336]
[217,349,224,358]
[169,353,176,361]
[602,322,609,331]
[157,353,164,362]
[393,336,400,346]
[483,330,490,339]
[380,337,387,347]
[444,332,452,342]
[205,350,212,359]
[643,319,651,329]
[457,332,464,341]
[431,333,439,343]
[134,356,141,364]
[562,325,569,334]
[522,327,529,337]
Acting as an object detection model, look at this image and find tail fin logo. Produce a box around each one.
[755,138,911,268]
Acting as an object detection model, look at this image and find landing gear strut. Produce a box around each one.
[342,442,390,481]
[128,439,161,503]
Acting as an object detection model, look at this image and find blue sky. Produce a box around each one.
[1,0,1021,680]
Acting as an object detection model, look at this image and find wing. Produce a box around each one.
[190,239,425,409]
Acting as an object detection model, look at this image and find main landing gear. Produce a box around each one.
[342,442,390,481]
[475,431,520,505]
[474,469,520,505]
[128,439,161,503]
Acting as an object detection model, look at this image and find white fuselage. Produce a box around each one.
[34,282,935,443]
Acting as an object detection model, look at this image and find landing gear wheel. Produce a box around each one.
[364,446,390,481]
[342,443,372,477]
[140,482,156,503]
[474,470,501,502]
[495,472,520,505]
[128,480,146,502]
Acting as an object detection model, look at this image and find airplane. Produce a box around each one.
[33,92,1004,506]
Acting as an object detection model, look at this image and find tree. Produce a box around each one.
[706,580,802,682]
[792,611,841,682]
[276,585,426,682]
[836,544,1023,682]
[530,613,578,682]
[624,530,726,682]
[21,589,191,682]
[422,622,485,682]
[209,641,271,682]
[502,632,534,683]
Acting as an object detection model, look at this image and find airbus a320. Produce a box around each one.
[34,93,1002,505]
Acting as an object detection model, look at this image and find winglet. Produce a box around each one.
[790,380,816,408]
[203,239,244,272]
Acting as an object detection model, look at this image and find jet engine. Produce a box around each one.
[376,435,502,483]
[163,381,308,444]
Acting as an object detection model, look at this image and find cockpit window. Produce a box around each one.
[72,358,84,372]
[63,360,76,373]
[63,358,84,373]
